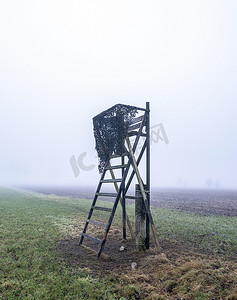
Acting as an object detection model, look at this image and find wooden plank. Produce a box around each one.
[96,192,117,197]
[124,140,146,195]
[82,233,102,244]
[132,105,147,111]
[100,179,122,183]
[128,131,147,137]
[110,153,129,159]
[129,115,144,125]
[128,123,142,132]
[105,164,127,170]
[87,219,107,227]
[125,195,136,199]
[92,206,113,212]
[123,115,147,197]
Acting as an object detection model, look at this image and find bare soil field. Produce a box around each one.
[150,188,237,217]
[22,186,237,216]
[58,223,237,299]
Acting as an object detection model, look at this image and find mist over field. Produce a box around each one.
[1,1,237,190]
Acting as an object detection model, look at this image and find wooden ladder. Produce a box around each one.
[79,151,133,258]
[79,103,160,258]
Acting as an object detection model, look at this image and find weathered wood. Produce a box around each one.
[96,192,117,197]
[129,115,144,125]
[87,219,107,227]
[110,153,129,159]
[80,102,153,259]
[105,164,127,170]
[97,119,146,258]
[92,206,112,212]
[124,139,147,195]
[108,164,135,239]
[79,167,107,245]
[132,106,147,111]
[128,122,143,132]
[145,101,150,249]
[122,156,126,239]
[128,131,147,137]
[97,154,134,258]
[126,136,161,251]
[100,179,122,183]
[82,233,102,244]
[125,195,136,199]
[135,184,146,251]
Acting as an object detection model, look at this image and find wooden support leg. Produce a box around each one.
[135,184,146,251]
[121,156,126,240]
[126,137,161,251]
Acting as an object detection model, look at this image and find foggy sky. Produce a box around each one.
[0,0,237,189]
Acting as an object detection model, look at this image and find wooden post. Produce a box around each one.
[135,184,146,251]
[122,156,126,239]
[145,101,150,249]
[126,136,161,251]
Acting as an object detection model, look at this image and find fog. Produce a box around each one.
[0,1,236,189]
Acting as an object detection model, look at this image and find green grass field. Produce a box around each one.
[0,186,237,299]
[0,187,121,299]
[151,207,237,256]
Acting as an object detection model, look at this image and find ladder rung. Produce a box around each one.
[87,219,107,227]
[110,153,129,159]
[96,192,117,197]
[105,164,127,170]
[129,115,144,125]
[128,131,147,137]
[82,233,102,244]
[128,122,143,132]
[92,206,113,212]
[125,195,136,199]
[100,179,122,183]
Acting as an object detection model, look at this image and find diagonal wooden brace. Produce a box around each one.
[126,136,161,251]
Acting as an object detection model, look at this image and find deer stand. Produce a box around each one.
[79,102,160,258]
